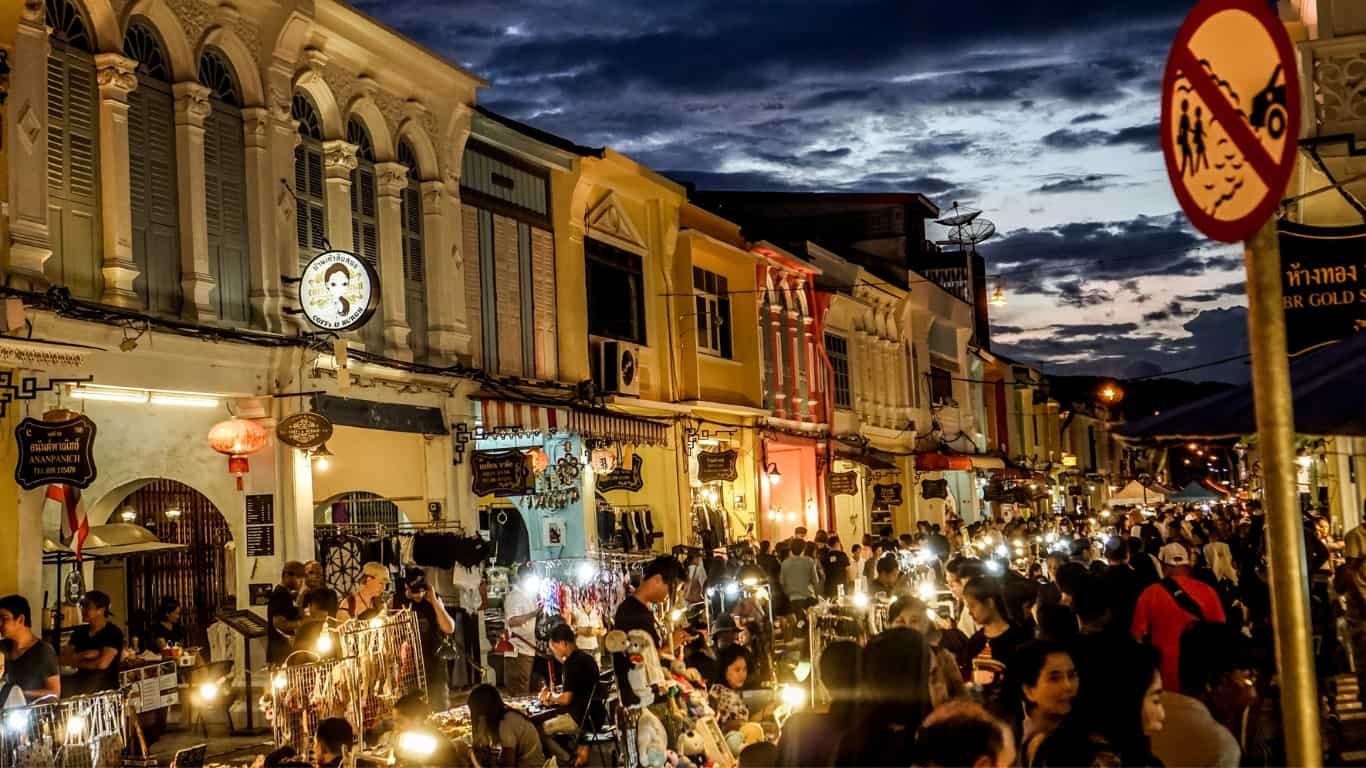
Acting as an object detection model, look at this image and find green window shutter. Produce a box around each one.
[295,141,327,266]
[128,77,181,317]
[46,47,102,300]
[205,104,250,324]
[401,181,427,360]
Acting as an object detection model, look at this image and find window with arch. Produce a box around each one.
[45,0,102,299]
[398,140,428,359]
[347,118,379,266]
[293,92,326,264]
[124,20,181,316]
[348,118,382,352]
[199,48,251,325]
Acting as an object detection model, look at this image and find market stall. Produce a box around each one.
[0,690,125,768]
[1105,480,1166,508]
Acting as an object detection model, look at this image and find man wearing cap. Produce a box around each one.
[269,561,306,665]
[61,591,124,694]
[1132,542,1226,691]
[339,562,390,623]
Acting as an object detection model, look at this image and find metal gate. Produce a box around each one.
[120,479,233,649]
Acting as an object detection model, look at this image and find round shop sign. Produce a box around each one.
[299,250,379,332]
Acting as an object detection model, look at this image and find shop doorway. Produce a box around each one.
[114,479,234,649]
[314,491,406,596]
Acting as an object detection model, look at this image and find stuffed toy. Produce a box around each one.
[625,629,668,706]
[737,722,764,747]
[637,707,669,768]
[676,729,708,768]
[686,689,714,720]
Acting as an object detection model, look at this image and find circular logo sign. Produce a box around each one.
[299,250,379,332]
[276,411,334,450]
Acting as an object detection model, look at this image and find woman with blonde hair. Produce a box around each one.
[1201,541,1245,630]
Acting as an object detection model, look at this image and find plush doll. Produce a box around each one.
[638,707,670,768]
[625,629,669,706]
[676,729,708,768]
[737,722,765,747]
[686,689,715,720]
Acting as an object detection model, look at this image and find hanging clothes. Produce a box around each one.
[490,507,531,565]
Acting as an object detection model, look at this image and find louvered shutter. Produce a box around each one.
[128,77,181,316]
[295,143,326,266]
[46,47,102,299]
[402,182,427,360]
[205,104,250,324]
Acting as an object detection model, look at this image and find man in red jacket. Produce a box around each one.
[1132,542,1226,691]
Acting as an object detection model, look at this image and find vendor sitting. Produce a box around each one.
[708,646,774,732]
[541,624,604,731]
[468,684,546,768]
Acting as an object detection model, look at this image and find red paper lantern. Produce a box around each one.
[208,418,270,490]
[525,447,549,474]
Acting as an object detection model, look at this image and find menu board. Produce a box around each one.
[872,483,904,507]
[245,494,275,557]
[119,661,178,713]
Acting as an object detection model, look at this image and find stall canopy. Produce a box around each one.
[42,523,186,562]
[1117,332,1366,441]
[1107,480,1165,507]
[1169,481,1224,504]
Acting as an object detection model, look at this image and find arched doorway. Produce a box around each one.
[313,491,405,596]
[115,479,233,648]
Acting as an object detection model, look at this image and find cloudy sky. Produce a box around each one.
[356,0,1251,383]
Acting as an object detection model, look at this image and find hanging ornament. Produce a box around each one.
[208,418,270,490]
[590,447,618,475]
[525,447,550,475]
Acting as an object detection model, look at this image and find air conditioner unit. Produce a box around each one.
[592,339,641,396]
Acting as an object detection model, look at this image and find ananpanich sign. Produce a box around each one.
[15,415,98,490]
[471,450,532,497]
[696,450,739,483]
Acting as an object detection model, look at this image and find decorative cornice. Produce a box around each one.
[20,0,44,24]
[94,54,138,94]
[241,106,270,148]
[420,179,447,209]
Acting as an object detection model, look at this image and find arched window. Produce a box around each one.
[293,92,326,264]
[199,48,250,324]
[348,118,382,351]
[45,0,102,299]
[347,118,378,266]
[124,20,180,316]
[398,140,427,359]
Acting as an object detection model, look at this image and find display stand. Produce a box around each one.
[215,609,270,735]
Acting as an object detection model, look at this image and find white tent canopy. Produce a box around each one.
[1106,480,1165,507]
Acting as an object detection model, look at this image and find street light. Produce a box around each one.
[1097,382,1124,405]
[765,462,782,485]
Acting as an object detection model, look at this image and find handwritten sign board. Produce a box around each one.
[872,483,904,507]
[1279,222,1366,354]
[696,450,739,483]
[597,453,645,492]
[14,414,97,490]
[827,471,859,497]
[472,450,531,497]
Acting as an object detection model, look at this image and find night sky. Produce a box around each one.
[355,0,1250,384]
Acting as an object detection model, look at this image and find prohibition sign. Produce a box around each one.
[1160,0,1300,244]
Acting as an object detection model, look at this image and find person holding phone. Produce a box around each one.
[393,567,455,709]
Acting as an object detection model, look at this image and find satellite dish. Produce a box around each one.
[934,202,996,251]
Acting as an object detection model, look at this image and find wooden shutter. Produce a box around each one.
[461,204,483,368]
[205,103,250,324]
[493,213,522,377]
[530,226,557,380]
[45,47,102,299]
[295,142,326,266]
[128,77,181,316]
[350,161,381,353]
[402,181,427,360]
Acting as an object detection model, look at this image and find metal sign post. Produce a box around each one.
[1245,218,1321,766]
[1160,2,1320,763]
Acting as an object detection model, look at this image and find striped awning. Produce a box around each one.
[478,399,569,434]
[566,408,670,446]
[477,398,670,446]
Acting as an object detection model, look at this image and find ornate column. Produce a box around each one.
[374,161,411,359]
[241,105,276,329]
[6,1,52,289]
[266,69,302,330]
[173,81,216,322]
[321,139,357,252]
[94,53,139,307]
[424,176,472,364]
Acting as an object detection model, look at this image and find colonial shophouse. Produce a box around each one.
[0,0,484,642]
